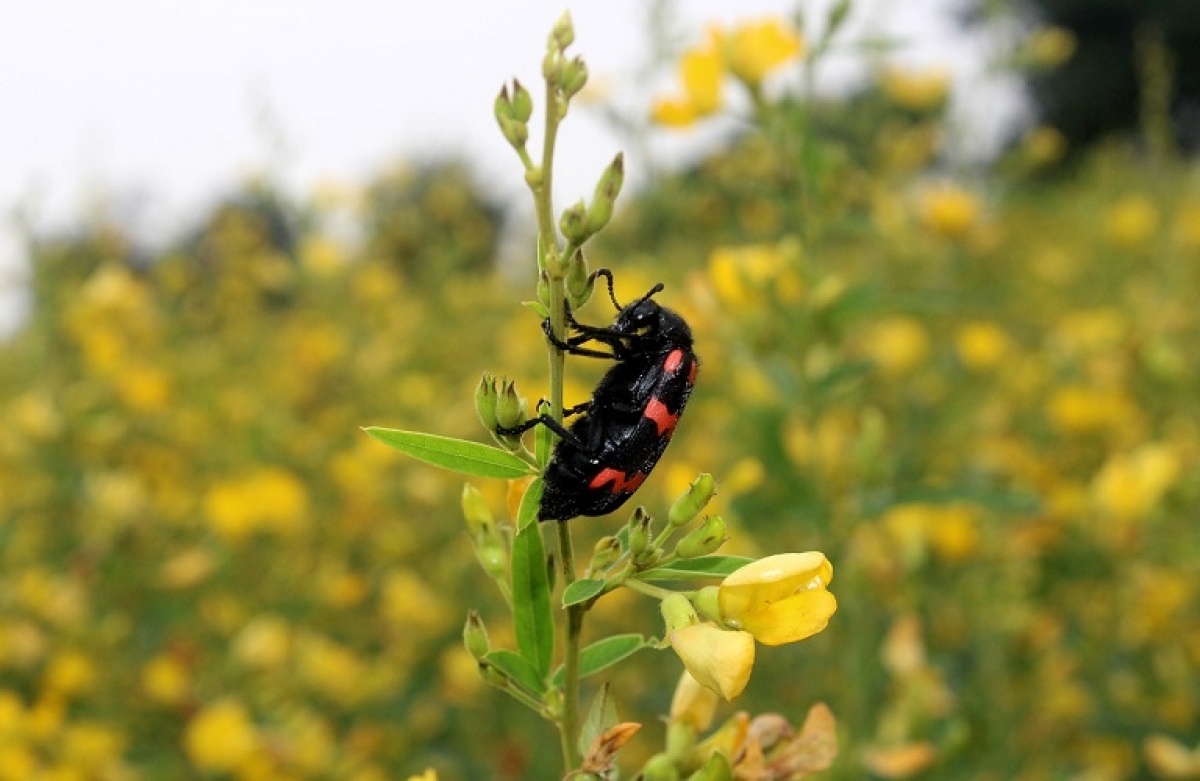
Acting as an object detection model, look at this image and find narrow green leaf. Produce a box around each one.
[484,649,546,696]
[362,428,535,479]
[512,525,555,678]
[517,478,544,531]
[535,408,554,470]
[577,683,618,759]
[523,300,550,320]
[636,555,755,581]
[562,577,605,607]
[552,634,648,686]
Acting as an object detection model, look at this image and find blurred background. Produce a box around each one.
[2,0,1199,778]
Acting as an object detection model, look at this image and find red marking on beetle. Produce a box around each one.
[664,349,685,373]
[687,359,697,384]
[643,397,680,436]
[590,467,648,495]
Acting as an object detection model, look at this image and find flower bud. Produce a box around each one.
[550,11,575,52]
[584,152,624,235]
[674,515,727,559]
[475,374,499,431]
[461,484,493,537]
[690,751,734,781]
[463,610,490,660]
[628,507,652,557]
[510,79,533,122]
[559,199,588,244]
[543,50,564,83]
[691,585,722,624]
[495,379,526,431]
[494,85,514,122]
[565,249,592,307]
[667,472,717,527]
[498,117,528,148]
[589,535,621,574]
[641,753,679,781]
[561,57,589,98]
[476,537,508,583]
[660,592,699,636]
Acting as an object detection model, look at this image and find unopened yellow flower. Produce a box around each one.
[719,552,837,647]
[668,623,755,700]
[669,670,720,731]
[726,19,802,87]
[184,699,259,773]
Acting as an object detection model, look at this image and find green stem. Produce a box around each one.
[529,79,584,775]
[624,578,690,601]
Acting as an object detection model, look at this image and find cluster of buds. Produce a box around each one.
[475,373,527,449]
[559,152,625,246]
[494,80,533,151]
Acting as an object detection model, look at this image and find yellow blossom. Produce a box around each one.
[1026,26,1077,68]
[669,670,720,732]
[184,699,259,773]
[955,321,1013,371]
[1022,126,1067,166]
[1144,734,1200,778]
[113,365,171,411]
[707,244,783,310]
[42,651,96,699]
[231,615,292,670]
[1048,385,1136,434]
[1105,194,1159,249]
[141,654,190,706]
[406,771,438,781]
[881,66,950,112]
[919,183,980,237]
[1092,442,1180,519]
[204,467,310,542]
[652,35,723,127]
[719,552,837,646]
[726,19,802,87]
[668,623,755,700]
[864,317,930,377]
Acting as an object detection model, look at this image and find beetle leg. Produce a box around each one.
[541,318,619,359]
[496,414,587,450]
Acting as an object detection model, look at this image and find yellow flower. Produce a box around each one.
[1144,734,1200,778]
[668,623,755,700]
[406,771,438,781]
[955,322,1013,371]
[669,670,720,732]
[204,467,310,542]
[42,650,96,699]
[1022,126,1067,166]
[919,183,980,237]
[726,19,802,87]
[1105,194,1159,249]
[141,654,190,705]
[707,244,785,311]
[719,552,837,646]
[1092,442,1180,519]
[881,66,950,112]
[864,316,930,377]
[1047,386,1136,434]
[231,615,292,670]
[1026,26,1077,68]
[652,34,723,127]
[184,699,259,773]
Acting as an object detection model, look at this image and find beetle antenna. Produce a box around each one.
[633,283,665,306]
[592,268,621,310]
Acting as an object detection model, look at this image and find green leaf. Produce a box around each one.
[636,555,755,581]
[484,649,546,696]
[577,683,617,759]
[517,478,544,531]
[523,300,550,320]
[562,577,605,607]
[512,525,554,678]
[362,428,535,479]
[552,634,648,686]
[535,407,554,470]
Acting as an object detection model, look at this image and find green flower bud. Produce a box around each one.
[463,610,490,660]
[475,374,499,431]
[511,79,533,122]
[476,536,508,582]
[525,166,544,190]
[668,472,717,527]
[559,199,588,244]
[589,535,621,574]
[641,753,680,781]
[674,516,727,559]
[584,152,623,235]
[628,507,652,557]
[561,57,589,98]
[660,592,699,636]
[635,547,663,569]
[495,379,526,431]
[543,50,564,83]
[565,248,592,308]
[692,585,722,624]
[689,750,733,781]
[461,483,493,537]
[493,85,514,123]
[498,117,528,148]
[550,10,575,51]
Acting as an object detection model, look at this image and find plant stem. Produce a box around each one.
[530,78,584,775]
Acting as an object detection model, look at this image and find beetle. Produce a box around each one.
[499,269,698,521]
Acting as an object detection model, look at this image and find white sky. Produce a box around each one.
[0,0,1013,333]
